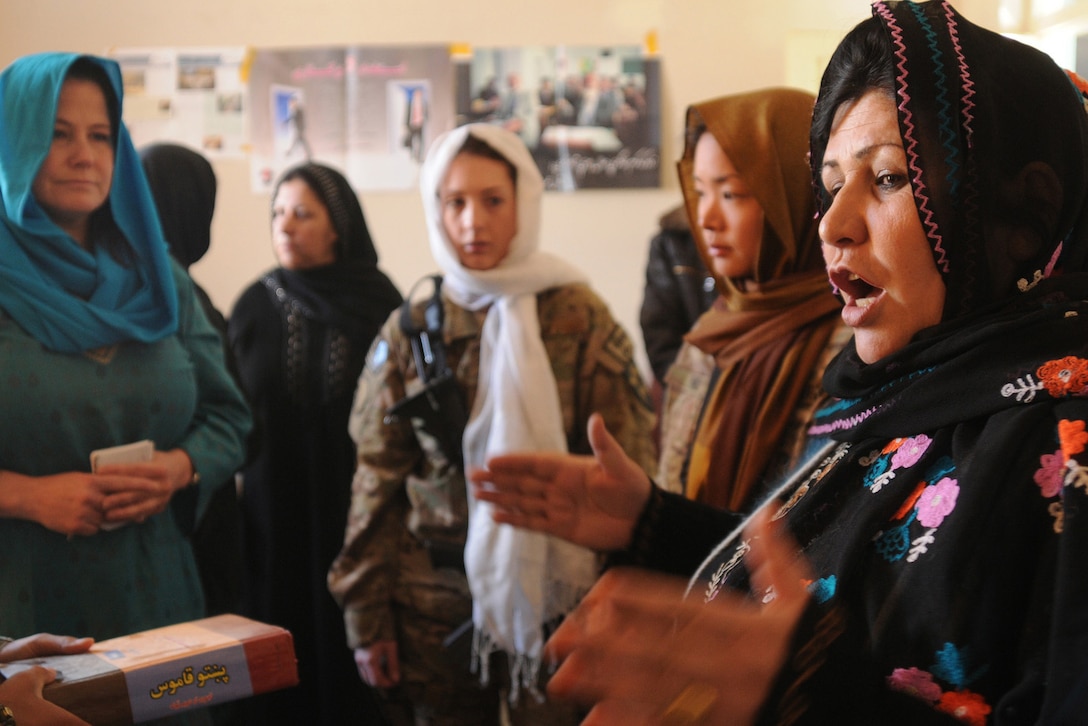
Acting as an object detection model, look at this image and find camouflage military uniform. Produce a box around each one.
[329,282,656,725]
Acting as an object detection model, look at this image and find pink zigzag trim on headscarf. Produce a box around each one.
[943,0,982,295]
[808,406,880,436]
[875,1,951,275]
[1043,240,1064,278]
[945,2,976,151]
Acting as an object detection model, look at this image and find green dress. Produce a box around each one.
[0,262,251,639]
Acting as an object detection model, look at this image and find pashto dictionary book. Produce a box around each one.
[0,614,298,725]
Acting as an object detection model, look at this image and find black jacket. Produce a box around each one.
[639,205,717,383]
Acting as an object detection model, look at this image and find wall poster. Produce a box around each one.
[109,41,661,193]
[459,45,661,190]
[246,45,454,192]
[110,47,250,158]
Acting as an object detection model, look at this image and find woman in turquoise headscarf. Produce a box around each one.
[0,53,251,644]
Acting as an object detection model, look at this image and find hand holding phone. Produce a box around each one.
[90,439,154,472]
[89,440,154,529]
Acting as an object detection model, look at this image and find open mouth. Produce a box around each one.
[829,269,883,308]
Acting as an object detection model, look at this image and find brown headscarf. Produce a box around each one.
[676,88,842,510]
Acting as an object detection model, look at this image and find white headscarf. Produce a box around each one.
[420,123,598,701]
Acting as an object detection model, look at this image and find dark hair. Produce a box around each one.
[64,57,134,265]
[65,57,120,144]
[684,117,707,153]
[273,162,378,265]
[456,134,517,187]
[809,17,895,212]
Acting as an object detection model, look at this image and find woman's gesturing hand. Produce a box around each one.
[542,509,812,725]
[468,413,653,552]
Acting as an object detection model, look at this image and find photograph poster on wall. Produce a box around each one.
[458,44,661,190]
[110,47,250,158]
[111,42,660,193]
[246,44,455,192]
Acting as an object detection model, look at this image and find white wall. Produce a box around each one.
[0,0,997,379]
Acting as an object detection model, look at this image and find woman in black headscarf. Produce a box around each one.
[469,1,1088,722]
[228,163,401,725]
[139,143,217,270]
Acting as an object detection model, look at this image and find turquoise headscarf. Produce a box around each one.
[0,52,177,353]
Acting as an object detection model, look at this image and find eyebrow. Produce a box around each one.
[441,184,509,197]
[53,117,111,130]
[693,172,742,184]
[821,141,902,174]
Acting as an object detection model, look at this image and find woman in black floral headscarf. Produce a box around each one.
[468,1,1088,723]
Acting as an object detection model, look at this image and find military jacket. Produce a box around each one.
[329,282,655,647]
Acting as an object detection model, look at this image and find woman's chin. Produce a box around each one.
[853,333,902,365]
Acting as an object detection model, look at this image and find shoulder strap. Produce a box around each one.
[399,274,448,384]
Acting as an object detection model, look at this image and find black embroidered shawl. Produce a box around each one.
[683,2,1088,722]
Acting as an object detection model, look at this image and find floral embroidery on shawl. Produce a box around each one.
[915,477,959,528]
[806,575,837,604]
[936,690,993,726]
[1035,448,1067,532]
[858,435,933,493]
[1030,419,1088,533]
[1059,418,1088,459]
[887,643,992,726]
[1038,356,1088,398]
[1060,419,1088,499]
[1002,356,1088,404]
[1035,450,1065,497]
[873,456,956,563]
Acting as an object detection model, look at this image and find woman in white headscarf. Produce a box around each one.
[329,123,655,725]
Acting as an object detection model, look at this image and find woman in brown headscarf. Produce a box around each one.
[657,88,846,511]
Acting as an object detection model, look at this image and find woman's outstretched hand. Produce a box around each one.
[542,509,812,725]
[468,413,653,552]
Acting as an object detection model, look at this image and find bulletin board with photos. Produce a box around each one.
[110,41,661,193]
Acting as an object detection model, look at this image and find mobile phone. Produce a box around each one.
[89,439,154,531]
[90,439,154,472]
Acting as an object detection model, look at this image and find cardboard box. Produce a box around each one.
[0,614,298,725]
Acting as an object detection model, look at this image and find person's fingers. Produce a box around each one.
[744,508,812,608]
[472,484,547,517]
[1,634,92,660]
[25,635,94,657]
[483,453,562,481]
[474,466,547,503]
[0,668,93,725]
[545,569,629,666]
[581,698,659,726]
[95,476,162,495]
[93,462,168,479]
[546,570,688,698]
[464,466,493,488]
[586,413,626,472]
[3,665,58,694]
[354,648,385,688]
[357,642,401,689]
[548,624,687,712]
[53,635,95,654]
